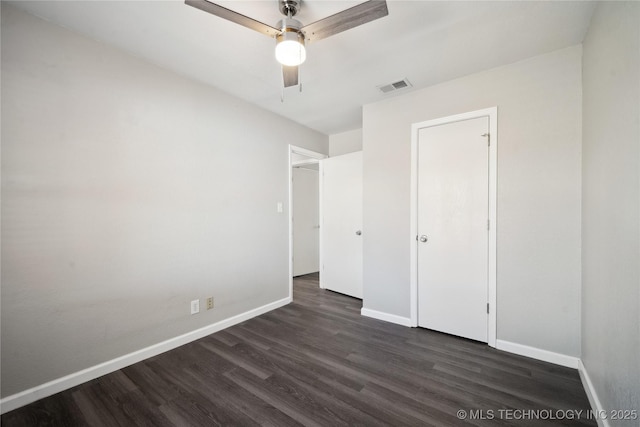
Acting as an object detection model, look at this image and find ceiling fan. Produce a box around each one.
[185,0,388,88]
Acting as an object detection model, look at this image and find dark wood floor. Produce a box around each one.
[3,273,595,426]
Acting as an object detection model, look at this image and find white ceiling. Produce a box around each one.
[9,1,596,135]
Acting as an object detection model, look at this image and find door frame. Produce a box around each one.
[409,107,497,347]
[288,145,327,299]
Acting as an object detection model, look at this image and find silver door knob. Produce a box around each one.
[355,230,362,236]
[419,235,428,243]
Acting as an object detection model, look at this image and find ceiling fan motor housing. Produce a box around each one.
[277,17,302,32]
[276,16,305,43]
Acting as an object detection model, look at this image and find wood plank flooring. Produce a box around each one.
[2,273,596,426]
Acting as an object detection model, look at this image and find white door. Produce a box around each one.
[321,151,363,299]
[292,166,319,276]
[417,117,489,342]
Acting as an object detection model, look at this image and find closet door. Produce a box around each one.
[417,117,489,342]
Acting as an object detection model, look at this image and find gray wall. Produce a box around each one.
[362,46,583,357]
[582,2,640,423]
[329,129,363,157]
[1,5,327,398]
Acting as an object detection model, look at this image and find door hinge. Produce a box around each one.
[487,219,490,230]
[487,303,490,314]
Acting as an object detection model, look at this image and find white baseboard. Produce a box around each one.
[361,308,413,327]
[495,339,579,368]
[578,360,609,427]
[0,296,292,415]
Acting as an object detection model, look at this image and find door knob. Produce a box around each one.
[419,235,428,243]
[355,230,362,236]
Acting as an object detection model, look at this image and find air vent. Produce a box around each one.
[377,78,412,94]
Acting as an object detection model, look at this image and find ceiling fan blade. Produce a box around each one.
[301,0,388,42]
[185,0,280,37]
[283,66,299,87]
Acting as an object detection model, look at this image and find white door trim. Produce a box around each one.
[288,145,327,299]
[409,107,498,347]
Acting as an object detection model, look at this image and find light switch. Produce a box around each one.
[277,202,283,213]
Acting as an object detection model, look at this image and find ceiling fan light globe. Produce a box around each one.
[275,31,306,66]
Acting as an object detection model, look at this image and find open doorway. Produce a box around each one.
[292,163,319,276]
[288,145,327,299]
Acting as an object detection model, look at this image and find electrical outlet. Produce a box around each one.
[190,299,199,315]
[206,297,214,310]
